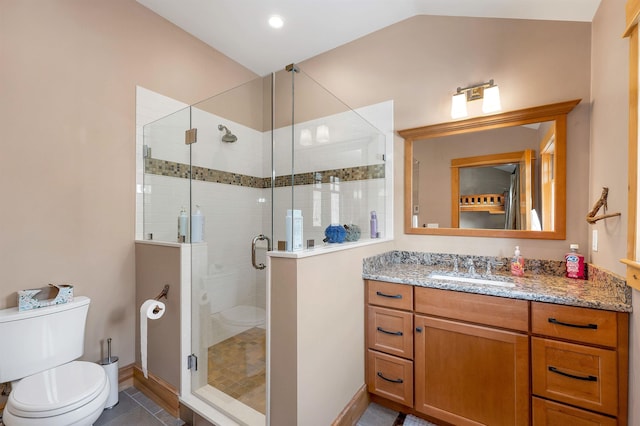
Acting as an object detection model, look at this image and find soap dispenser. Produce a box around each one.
[510,246,525,277]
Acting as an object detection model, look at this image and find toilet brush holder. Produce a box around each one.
[98,337,119,409]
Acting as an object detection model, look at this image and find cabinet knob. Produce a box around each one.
[415,327,423,333]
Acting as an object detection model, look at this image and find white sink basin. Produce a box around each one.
[430,274,516,288]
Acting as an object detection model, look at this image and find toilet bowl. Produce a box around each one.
[2,361,110,426]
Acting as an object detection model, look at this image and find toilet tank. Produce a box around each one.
[0,296,90,383]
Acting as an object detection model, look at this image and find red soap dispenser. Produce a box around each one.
[510,246,525,277]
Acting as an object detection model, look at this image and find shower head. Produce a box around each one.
[218,124,237,143]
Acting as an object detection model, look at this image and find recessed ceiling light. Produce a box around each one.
[268,15,284,29]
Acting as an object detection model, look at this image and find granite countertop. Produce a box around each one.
[363,251,632,313]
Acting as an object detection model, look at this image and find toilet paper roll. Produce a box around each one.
[140,299,165,379]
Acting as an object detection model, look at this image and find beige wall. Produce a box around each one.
[134,242,182,389]
[591,0,638,424]
[0,0,256,366]
[301,15,592,261]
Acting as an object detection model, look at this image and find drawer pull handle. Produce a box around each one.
[548,318,598,330]
[377,372,404,384]
[376,291,402,299]
[376,326,403,336]
[548,366,598,382]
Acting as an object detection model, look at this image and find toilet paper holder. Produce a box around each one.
[152,284,169,314]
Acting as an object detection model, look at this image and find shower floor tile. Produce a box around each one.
[207,327,266,414]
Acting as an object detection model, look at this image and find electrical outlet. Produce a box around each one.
[592,229,598,252]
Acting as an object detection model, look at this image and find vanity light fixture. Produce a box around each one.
[450,79,501,118]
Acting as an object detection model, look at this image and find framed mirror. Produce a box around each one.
[398,99,580,239]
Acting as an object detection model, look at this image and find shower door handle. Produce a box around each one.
[252,234,271,270]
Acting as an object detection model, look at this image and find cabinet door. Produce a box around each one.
[367,349,414,407]
[531,337,618,416]
[533,397,617,426]
[367,305,414,359]
[366,280,413,310]
[415,315,530,426]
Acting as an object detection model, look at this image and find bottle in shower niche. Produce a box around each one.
[510,246,525,276]
[286,209,303,251]
[177,207,188,243]
[565,244,585,279]
[191,205,205,243]
[370,211,378,239]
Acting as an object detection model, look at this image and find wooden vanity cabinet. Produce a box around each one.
[531,302,629,425]
[365,281,629,426]
[414,287,530,426]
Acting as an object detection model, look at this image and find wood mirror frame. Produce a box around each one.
[398,99,580,239]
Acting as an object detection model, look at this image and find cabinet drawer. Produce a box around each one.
[415,286,529,332]
[532,337,617,416]
[367,280,413,310]
[367,306,414,359]
[367,349,413,407]
[532,397,617,426]
[532,302,617,347]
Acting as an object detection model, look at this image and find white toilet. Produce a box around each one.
[0,296,110,426]
[204,273,265,345]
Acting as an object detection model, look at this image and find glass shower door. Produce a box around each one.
[188,76,271,425]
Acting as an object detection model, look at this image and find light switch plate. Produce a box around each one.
[592,229,598,252]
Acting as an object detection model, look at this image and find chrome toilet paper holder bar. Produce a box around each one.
[152,284,169,314]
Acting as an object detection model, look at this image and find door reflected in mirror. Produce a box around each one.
[399,99,579,239]
[451,149,538,231]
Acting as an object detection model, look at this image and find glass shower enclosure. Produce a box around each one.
[142,65,388,425]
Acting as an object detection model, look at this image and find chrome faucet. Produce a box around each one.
[465,258,475,275]
[485,260,504,275]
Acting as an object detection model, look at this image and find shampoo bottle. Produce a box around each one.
[510,246,525,277]
[191,205,205,243]
[177,207,188,243]
[370,211,378,239]
[565,244,585,279]
[286,209,303,251]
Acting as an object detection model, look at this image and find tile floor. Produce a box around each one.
[207,326,266,414]
[0,386,427,426]
[94,387,185,426]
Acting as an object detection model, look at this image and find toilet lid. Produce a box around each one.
[8,361,107,418]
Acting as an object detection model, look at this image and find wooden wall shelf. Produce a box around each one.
[459,193,505,214]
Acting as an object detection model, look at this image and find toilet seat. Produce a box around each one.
[4,361,109,425]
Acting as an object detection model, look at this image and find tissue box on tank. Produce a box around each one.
[18,284,74,311]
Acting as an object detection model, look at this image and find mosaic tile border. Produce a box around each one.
[145,158,384,188]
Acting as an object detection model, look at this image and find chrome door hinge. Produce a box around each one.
[185,128,197,145]
[187,354,198,371]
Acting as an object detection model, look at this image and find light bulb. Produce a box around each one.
[451,92,467,119]
[482,85,501,113]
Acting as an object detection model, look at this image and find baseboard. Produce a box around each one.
[133,365,180,418]
[332,384,370,426]
[118,363,134,391]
